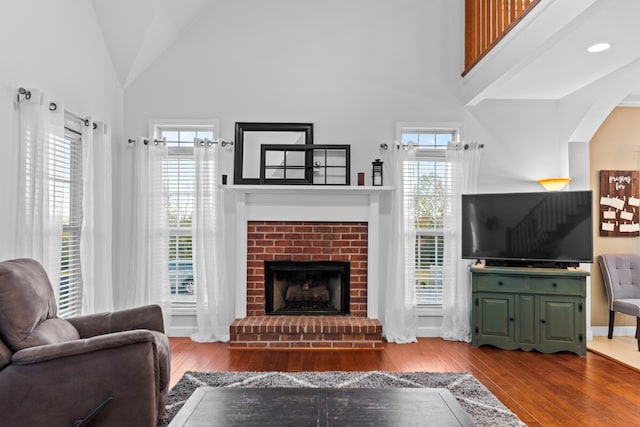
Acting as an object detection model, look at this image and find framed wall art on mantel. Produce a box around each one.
[599,170,640,237]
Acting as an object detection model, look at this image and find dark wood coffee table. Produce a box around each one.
[169,387,475,426]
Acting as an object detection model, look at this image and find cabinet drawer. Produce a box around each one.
[475,275,529,291]
[530,278,584,295]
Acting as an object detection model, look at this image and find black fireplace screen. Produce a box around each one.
[264,261,350,315]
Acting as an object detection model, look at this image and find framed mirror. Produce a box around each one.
[234,122,314,184]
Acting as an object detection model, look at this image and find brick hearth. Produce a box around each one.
[230,221,383,349]
[229,316,383,349]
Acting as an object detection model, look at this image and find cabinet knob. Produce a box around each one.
[552,283,558,288]
[498,281,503,286]
[540,319,546,324]
[509,317,515,322]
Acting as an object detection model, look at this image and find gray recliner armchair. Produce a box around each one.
[598,253,640,351]
[0,258,170,426]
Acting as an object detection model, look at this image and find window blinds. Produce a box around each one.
[57,120,83,317]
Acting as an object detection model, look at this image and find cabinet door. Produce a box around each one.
[539,295,582,347]
[474,293,515,346]
[517,294,537,345]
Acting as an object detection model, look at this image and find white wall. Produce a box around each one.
[465,99,568,193]
[0,0,123,261]
[119,0,468,324]
[122,0,465,160]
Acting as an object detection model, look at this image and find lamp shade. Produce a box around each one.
[537,177,572,191]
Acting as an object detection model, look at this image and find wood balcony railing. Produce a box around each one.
[463,0,541,76]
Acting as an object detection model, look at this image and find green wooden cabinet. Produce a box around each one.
[471,267,588,356]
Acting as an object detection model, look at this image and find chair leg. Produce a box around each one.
[608,311,615,339]
[636,317,640,352]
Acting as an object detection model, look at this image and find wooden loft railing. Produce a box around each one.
[463,0,541,76]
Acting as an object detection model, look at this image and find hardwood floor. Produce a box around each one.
[169,337,640,426]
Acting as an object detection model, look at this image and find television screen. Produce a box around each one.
[461,190,593,267]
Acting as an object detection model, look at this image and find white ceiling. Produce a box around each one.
[91,0,212,88]
[91,0,640,104]
[463,0,640,105]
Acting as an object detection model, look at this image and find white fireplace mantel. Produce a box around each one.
[226,185,393,319]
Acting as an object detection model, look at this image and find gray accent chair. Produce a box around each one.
[598,254,640,351]
[0,258,170,426]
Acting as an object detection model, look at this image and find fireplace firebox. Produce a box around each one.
[264,261,350,315]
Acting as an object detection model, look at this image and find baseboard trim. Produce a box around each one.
[591,326,636,337]
[416,325,442,338]
[167,326,198,337]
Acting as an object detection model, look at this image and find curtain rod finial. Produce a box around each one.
[17,87,31,103]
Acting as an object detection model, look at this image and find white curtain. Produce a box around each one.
[441,141,483,342]
[382,142,418,343]
[125,137,171,323]
[16,89,65,299]
[80,120,114,313]
[191,139,230,342]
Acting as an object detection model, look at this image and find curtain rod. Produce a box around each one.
[17,87,97,130]
[127,137,165,146]
[198,138,234,148]
[379,142,485,150]
[126,137,234,147]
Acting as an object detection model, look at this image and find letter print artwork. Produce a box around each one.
[600,170,640,236]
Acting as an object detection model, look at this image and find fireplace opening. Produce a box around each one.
[264,261,350,315]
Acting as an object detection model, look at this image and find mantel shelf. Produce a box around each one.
[223,184,394,194]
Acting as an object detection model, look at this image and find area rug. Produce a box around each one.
[158,371,526,427]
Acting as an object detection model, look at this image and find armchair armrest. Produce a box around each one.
[11,330,156,365]
[67,304,165,338]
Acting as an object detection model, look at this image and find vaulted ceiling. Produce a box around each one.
[91,0,212,88]
[91,0,640,105]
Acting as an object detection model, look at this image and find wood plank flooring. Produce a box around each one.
[168,337,640,426]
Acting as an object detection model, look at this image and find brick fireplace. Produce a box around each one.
[245,221,368,317]
[228,186,388,349]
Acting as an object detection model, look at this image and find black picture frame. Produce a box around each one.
[260,144,351,185]
[233,122,314,185]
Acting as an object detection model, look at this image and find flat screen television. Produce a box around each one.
[461,190,593,268]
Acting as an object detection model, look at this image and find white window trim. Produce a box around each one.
[396,122,464,142]
[397,122,463,317]
[149,118,220,139]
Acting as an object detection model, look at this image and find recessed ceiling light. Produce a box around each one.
[587,42,611,53]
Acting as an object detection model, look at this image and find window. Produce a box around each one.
[156,125,215,308]
[57,116,83,317]
[402,129,457,307]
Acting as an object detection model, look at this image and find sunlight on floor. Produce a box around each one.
[588,336,640,372]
